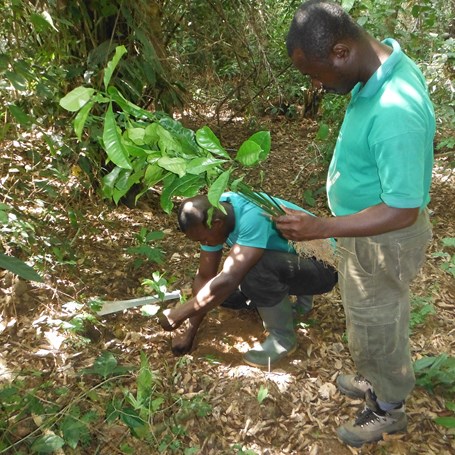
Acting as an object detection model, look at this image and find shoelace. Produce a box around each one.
[354,406,386,427]
[354,389,403,427]
[354,374,370,386]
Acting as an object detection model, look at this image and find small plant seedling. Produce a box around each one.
[257,385,269,404]
[432,237,455,277]
[142,271,169,301]
[410,294,436,331]
[127,228,165,268]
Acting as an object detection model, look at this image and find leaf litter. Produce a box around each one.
[0,118,454,454]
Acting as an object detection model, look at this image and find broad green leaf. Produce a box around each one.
[74,100,94,140]
[106,400,121,423]
[137,352,153,403]
[303,189,316,207]
[160,174,204,204]
[5,71,27,91]
[126,127,146,145]
[104,45,127,89]
[235,140,262,167]
[157,157,187,177]
[82,352,132,378]
[160,174,177,213]
[112,168,132,193]
[208,170,230,210]
[151,397,165,412]
[93,93,111,104]
[434,416,455,428]
[156,125,183,154]
[123,142,148,158]
[249,131,271,159]
[107,86,155,120]
[127,245,163,263]
[196,126,230,158]
[257,385,269,404]
[41,11,59,31]
[0,53,10,71]
[145,231,165,242]
[170,174,205,197]
[117,165,144,191]
[442,237,455,247]
[146,150,162,162]
[30,11,58,32]
[120,407,144,428]
[90,352,118,377]
[159,117,199,154]
[8,104,34,126]
[186,157,227,175]
[316,123,329,140]
[119,443,134,454]
[113,169,143,205]
[60,415,88,449]
[103,103,132,170]
[414,356,439,372]
[135,168,166,204]
[31,434,65,453]
[144,123,161,145]
[0,253,43,282]
[229,177,244,192]
[160,174,204,213]
[341,0,356,12]
[60,86,95,112]
[102,166,122,198]
[144,164,165,187]
[0,210,8,224]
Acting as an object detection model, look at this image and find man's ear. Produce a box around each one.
[332,43,350,61]
[211,218,223,230]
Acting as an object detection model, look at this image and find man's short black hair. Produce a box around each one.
[178,195,224,233]
[286,0,362,60]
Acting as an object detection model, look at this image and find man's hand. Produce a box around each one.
[274,206,323,241]
[158,308,182,331]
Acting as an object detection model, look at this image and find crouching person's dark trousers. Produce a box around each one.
[239,251,337,308]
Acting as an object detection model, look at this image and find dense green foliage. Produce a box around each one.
[59,45,273,213]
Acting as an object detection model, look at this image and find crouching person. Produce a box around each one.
[158,192,337,367]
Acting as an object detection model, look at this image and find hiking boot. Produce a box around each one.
[336,374,373,399]
[337,390,407,447]
[243,296,297,368]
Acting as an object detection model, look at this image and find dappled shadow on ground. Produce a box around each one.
[0,116,454,454]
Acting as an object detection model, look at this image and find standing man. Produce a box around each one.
[158,192,337,367]
[276,0,435,447]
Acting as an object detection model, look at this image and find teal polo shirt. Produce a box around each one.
[201,192,309,253]
[327,38,435,216]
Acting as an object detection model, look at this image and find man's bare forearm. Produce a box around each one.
[159,273,238,330]
[275,204,419,241]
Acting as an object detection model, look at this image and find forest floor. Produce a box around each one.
[1,112,454,455]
